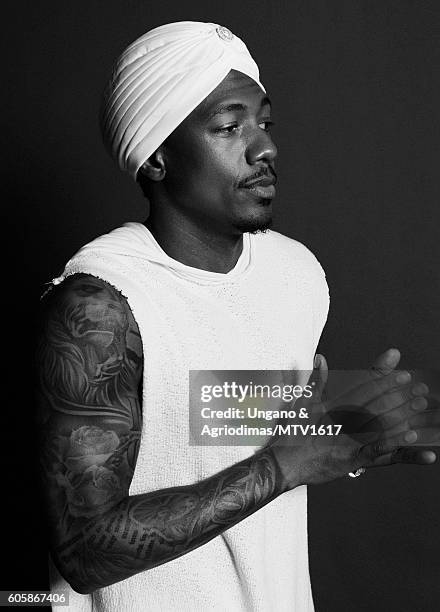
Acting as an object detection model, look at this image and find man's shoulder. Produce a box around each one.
[70,222,147,259]
[255,231,330,324]
[56,223,152,294]
[40,273,138,330]
[254,230,326,273]
[39,273,143,374]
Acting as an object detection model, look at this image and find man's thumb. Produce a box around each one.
[371,348,401,378]
[311,353,328,401]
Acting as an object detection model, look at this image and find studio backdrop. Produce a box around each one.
[4,1,439,610]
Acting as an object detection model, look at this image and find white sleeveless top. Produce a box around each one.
[50,223,329,612]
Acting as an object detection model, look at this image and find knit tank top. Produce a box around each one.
[49,222,329,612]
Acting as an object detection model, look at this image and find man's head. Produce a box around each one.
[138,69,277,234]
[101,21,277,234]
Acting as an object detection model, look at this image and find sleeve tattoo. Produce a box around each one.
[37,274,284,593]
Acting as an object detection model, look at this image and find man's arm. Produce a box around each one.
[37,275,435,595]
[36,274,287,594]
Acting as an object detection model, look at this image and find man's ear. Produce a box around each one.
[138,148,166,182]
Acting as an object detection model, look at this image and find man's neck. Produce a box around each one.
[145,208,244,274]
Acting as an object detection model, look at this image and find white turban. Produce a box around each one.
[100,21,265,179]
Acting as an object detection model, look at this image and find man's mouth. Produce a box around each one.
[239,172,277,199]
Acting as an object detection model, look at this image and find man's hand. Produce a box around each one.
[271,348,438,488]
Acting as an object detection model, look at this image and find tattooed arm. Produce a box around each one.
[36,274,290,594]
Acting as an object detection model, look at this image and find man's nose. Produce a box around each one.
[246,130,278,165]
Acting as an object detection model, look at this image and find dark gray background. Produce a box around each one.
[3,1,439,610]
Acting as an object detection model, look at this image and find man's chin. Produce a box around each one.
[233,215,273,235]
[248,220,273,234]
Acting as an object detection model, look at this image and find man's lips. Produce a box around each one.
[239,173,277,198]
[241,174,276,188]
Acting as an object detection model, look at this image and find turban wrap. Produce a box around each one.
[100,21,265,179]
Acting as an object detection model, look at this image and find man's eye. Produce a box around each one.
[215,123,239,134]
[259,121,274,132]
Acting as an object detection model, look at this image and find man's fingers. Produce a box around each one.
[381,409,440,445]
[336,368,412,411]
[360,428,420,463]
[327,348,407,411]
[409,408,440,431]
[389,447,437,465]
[369,448,437,467]
[330,348,402,405]
[361,384,429,427]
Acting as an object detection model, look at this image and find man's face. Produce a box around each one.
[160,70,277,235]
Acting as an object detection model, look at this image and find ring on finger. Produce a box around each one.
[348,467,366,478]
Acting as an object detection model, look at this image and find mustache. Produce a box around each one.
[238,167,277,188]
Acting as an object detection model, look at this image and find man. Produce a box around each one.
[37,21,436,611]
